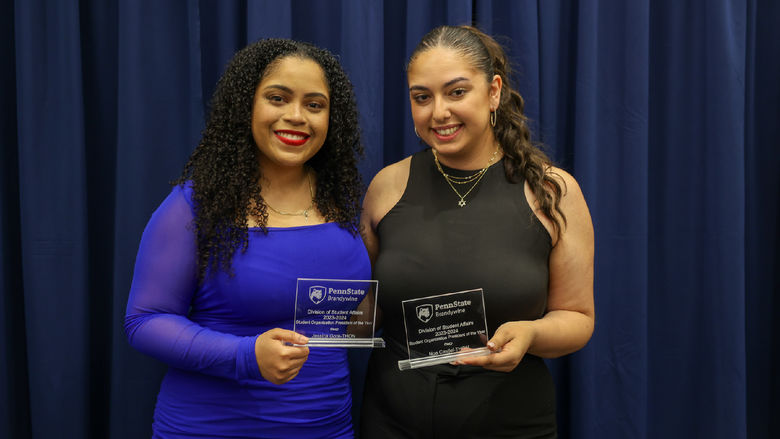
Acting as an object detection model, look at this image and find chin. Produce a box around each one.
[431,143,467,156]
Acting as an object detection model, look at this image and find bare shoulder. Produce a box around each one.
[525,166,591,246]
[363,157,412,229]
[546,166,592,241]
[546,167,582,202]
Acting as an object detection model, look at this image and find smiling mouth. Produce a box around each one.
[432,124,462,139]
[274,130,310,146]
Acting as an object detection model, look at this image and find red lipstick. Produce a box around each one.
[274,130,310,146]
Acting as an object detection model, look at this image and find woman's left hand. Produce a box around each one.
[453,321,536,372]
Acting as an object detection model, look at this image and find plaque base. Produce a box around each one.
[397,346,492,370]
[297,337,386,348]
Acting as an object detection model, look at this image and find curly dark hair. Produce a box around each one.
[408,25,566,237]
[174,39,364,281]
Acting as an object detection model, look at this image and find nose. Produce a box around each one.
[282,103,305,125]
[432,96,450,122]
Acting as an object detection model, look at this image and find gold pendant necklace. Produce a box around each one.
[265,173,315,219]
[432,148,499,207]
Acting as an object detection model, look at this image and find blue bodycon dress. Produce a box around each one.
[125,184,370,438]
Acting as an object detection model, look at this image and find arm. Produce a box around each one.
[457,168,595,371]
[124,185,309,384]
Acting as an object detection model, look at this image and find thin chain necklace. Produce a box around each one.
[265,172,315,219]
[432,148,500,207]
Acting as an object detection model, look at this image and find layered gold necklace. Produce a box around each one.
[432,147,500,207]
[265,172,315,220]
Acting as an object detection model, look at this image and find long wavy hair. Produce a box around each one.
[408,25,566,237]
[174,39,364,281]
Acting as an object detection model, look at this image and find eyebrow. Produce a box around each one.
[263,84,328,99]
[409,76,470,92]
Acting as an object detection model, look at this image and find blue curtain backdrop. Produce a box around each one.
[2,0,778,438]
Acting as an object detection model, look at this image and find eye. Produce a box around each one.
[267,94,285,104]
[450,88,467,97]
[412,93,430,104]
[306,101,326,110]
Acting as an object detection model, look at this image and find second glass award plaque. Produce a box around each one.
[398,288,492,370]
[293,278,385,348]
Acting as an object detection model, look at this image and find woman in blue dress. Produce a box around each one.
[125,39,369,438]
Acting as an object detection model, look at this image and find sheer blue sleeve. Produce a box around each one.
[124,185,262,382]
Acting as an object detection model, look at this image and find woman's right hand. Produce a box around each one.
[254,329,310,384]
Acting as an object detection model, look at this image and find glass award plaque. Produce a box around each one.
[293,278,385,348]
[398,288,491,370]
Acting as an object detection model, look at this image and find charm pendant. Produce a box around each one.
[433,146,499,211]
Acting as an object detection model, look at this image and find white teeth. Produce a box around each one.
[435,126,459,136]
[277,132,306,140]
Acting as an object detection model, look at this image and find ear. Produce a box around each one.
[489,74,502,110]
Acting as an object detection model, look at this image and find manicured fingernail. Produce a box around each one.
[487,341,496,349]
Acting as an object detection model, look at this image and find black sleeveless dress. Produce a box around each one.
[361,148,557,438]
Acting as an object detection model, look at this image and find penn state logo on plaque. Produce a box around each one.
[308,285,326,304]
[416,304,433,323]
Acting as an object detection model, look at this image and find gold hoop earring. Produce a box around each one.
[490,109,497,127]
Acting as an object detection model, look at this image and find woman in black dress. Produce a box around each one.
[360,25,595,438]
